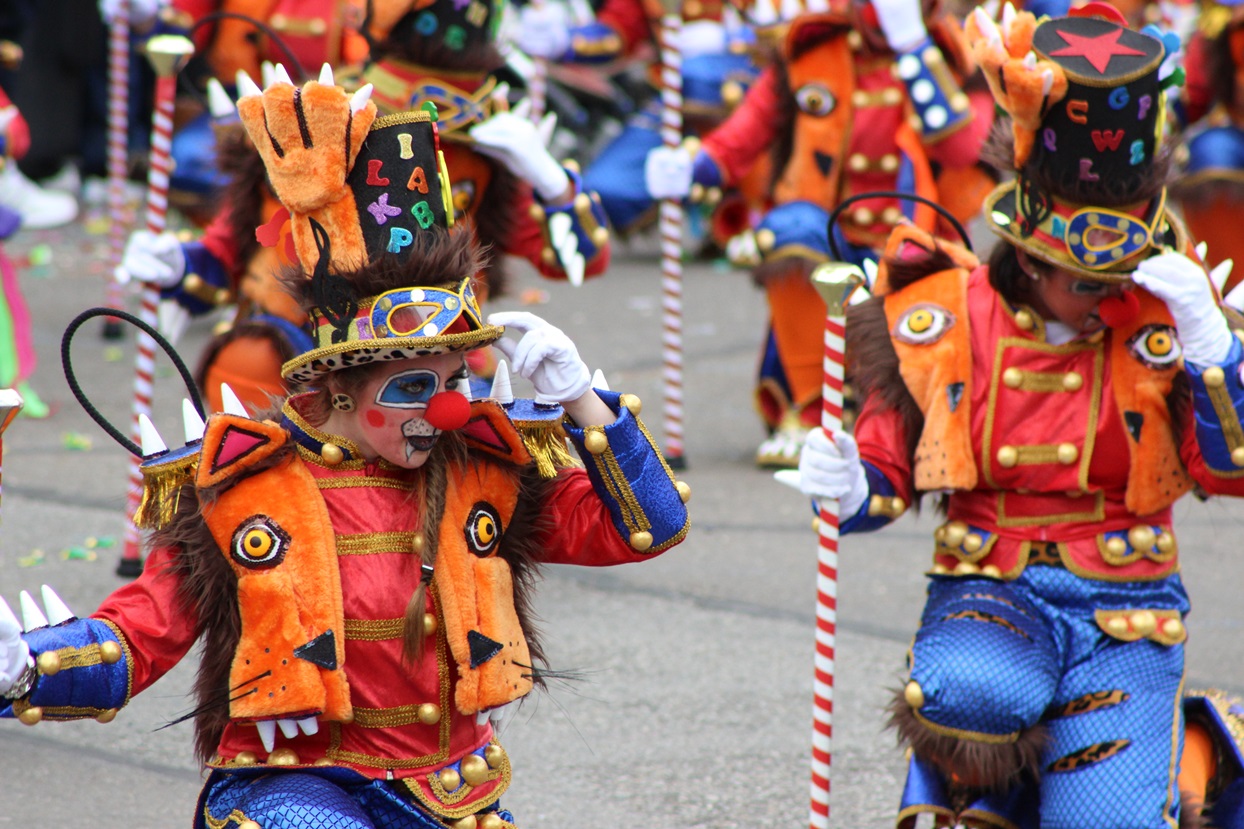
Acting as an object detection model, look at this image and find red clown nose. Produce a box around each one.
[424,391,471,431]
[1097,291,1140,328]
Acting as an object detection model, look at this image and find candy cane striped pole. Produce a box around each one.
[118,35,194,577]
[657,8,686,467]
[806,263,864,828]
[104,1,131,335]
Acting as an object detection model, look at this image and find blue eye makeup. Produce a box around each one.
[1069,280,1112,296]
[376,369,440,408]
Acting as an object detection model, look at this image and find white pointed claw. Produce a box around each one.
[489,360,514,404]
[1001,2,1017,36]
[1211,259,1234,293]
[862,258,879,287]
[491,81,511,108]
[780,0,802,21]
[220,383,250,418]
[973,8,1001,45]
[278,718,299,739]
[752,0,778,25]
[272,63,294,87]
[459,377,473,401]
[40,585,74,626]
[566,253,585,287]
[981,0,1001,18]
[297,716,319,736]
[1041,69,1055,97]
[773,468,802,491]
[1023,51,1037,70]
[591,369,609,391]
[256,719,277,753]
[511,97,533,121]
[536,111,557,147]
[206,78,236,119]
[183,399,206,443]
[805,0,829,12]
[158,299,190,346]
[19,591,48,631]
[548,213,584,286]
[568,0,594,25]
[139,413,168,457]
[318,62,334,86]
[260,61,275,88]
[1196,241,1209,261]
[350,84,374,114]
[237,70,263,99]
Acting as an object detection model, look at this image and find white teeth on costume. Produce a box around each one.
[319,63,334,86]
[206,78,236,118]
[40,585,74,625]
[19,591,48,631]
[804,0,829,13]
[752,0,778,25]
[1001,2,1017,37]
[278,718,299,739]
[536,111,557,147]
[591,369,609,391]
[489,361,514,404]
[0,597,19,632]
[220,384,250,418]
[256,719,277,753]
[548,212,585,287]
[780,0,802,22]
[1224,270,1244,312]
[459,379,474,401]
[139,414,168,457]
[1196,241,1209,261]
[237,70,263,99]
[273,63,294,86]
[1211,259,1235,293]
[1040,69,1055,96]
[350,84,374,114]
[261,61,276,87]
[973,8,1001,46]
[297,717,320,736]
[476,710,490,726]
[183,399,206,443]
[1023,51,1037,70]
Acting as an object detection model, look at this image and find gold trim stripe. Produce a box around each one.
[335,531,419,555]
[350,703,438,728]
[911,707,1020,744]
[317,476,416,491]
[1009,369,1078,394]
[1205,378,1244,464]
[99,619,134,708]
[343,618,406,640]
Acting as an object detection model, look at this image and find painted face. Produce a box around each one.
[1029,263,1127,333]
[351,352,469,468]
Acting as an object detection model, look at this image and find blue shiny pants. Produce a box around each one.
[197,767,515,829]
[901,567,1189,829]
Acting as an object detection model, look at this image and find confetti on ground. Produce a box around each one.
[520,288,549,305]
[103,346,124,362]
[18,549,44,567]
[84,536,116,549]
[28,244,51,266]
[85,216,111,235]
[61,546,98,561]
[61,432,92,451]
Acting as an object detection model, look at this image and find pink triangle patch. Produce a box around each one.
[211,425,270,473]
[461,415,512,455]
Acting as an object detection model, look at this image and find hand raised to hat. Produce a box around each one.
[870,0,929,52]
[1132,251,1235,365]
[487,312,591,403]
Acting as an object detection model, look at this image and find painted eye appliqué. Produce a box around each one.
[231,516,291,569]
[893,304,955,345]
[464,502,502,557]
[795,83,836,116]
[1127,324,1182,369]
[377,368,440,408]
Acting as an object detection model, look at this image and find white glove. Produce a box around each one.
[99,0,164,26]
[0,598,32,698]
[644,145,694,200]
[487,311,592,403]
[469,108,570,201]
[795,428,870,517]
[117,229,186,287]
[870,0,929,51]
[1132,251,1235,365]
[679,20,727,60]
[517,2,572,59]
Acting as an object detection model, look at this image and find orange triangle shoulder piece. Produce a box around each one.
[196,414,290,489]
[872,224,980,297]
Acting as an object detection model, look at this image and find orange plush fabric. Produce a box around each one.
[196,414,290,489]
[237,80,377,274]
[884,267,978,491]
[200,453,351,723]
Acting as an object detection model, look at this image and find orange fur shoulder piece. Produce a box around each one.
[883,265,978,492]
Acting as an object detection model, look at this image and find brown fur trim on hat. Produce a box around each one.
[887,688,1048,792]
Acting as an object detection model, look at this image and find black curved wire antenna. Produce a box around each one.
[826,191,973,262]
[62,308,206,458]
[187,11,309,81]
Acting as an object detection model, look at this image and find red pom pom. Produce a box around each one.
[424,391,471,431]
[1097,291,1140,328]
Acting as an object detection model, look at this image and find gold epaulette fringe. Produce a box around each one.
[515,421,578,479]
[134,453,199,529]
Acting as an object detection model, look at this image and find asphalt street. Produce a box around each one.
[1,206,1244,828]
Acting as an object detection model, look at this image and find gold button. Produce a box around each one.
[853,207,875,226]
[484,743,505,768]
[689,183,705,203]
[574,192,592,212]
[314,757,335,766]
[1002,367,1022,388]
[184,273,204,293]
[996,446,1018,468]
[847,30,863,49]
[423,612,438,636]
[953,561,981,575]
[454,816,478,829]
[630,531,654,552]
[950,92,970,112]
[811,517,820,533]
[461,753,491,786]
[1014,309,1034,331]
[880,154,899,173]
[755,229,776,251]
[847,153,869,172]
[1155,532,1174,553]
[962,533,983,553]
[540,247,558,266]
[528,204,545,222]
[1057,443,1078,464]
[439,768,462,792]
[239,821,261,829]
[619,393,642,415]
[478,814,505,829]
[889,497,906,515]
[1232,446,1244,468]
[904,680,925,709]
[881,207,902,225]
[942,520,968,547]
[675,480,692,503]
[100,640,122,664]
[36,651,61,676]
[268,747,300,765]
[17,707,42,725]
[592,226,610,247]
[929,563,949,575]
[1105,537,1128,556]
[321,443,345,466]
[882,88,903,106]
[868,494,886,517]
[981,564,1002,578]
[417,703,441,725]
[1105,615,1129,636]
[214,289,231,305]
[563,159,581,174]
[584,431,609,455]
[1161,618,1185,638]
[412,533,425,554]
[1063,372,1083,391]
[721,80,744,106]
[234,751,258,766]
[1128,525,1156,552]
[851,90,869,107]
[1203,367,1226,388]
[95,707,119,724]
[1130,610,1157,636]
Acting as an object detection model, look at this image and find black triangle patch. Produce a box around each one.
[467,630,504,668]
[1124,411,1144,443]
[814,151,834,177]
[947,382,965,413]
[294,630,338,670]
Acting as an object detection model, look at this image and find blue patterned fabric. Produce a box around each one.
[906,569,1189,828]
[197,767,516,829]
[1,617,129,720]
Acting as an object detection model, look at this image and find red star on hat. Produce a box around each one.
[1048,28,1146,74]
